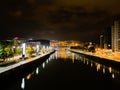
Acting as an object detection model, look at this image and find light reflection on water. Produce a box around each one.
[20,49,120,89]
[36,67,39,75]
[74,52,120,79]
[20,53,55,89]
[21,78,25,89]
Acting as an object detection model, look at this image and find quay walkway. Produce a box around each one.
[0,50,55,76]
[68,49,120,62]
[68,49,120,70]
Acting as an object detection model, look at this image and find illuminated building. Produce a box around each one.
[50,40,81,48]
[111,20,120,52]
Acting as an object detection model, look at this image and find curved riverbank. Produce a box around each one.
[0,50,55,78]
[68,49,120,70]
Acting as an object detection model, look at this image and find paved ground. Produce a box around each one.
[0,50,54,74]
[69,49,120,62]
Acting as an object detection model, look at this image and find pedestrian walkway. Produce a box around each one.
[0,50,55,74]
[68,49,120,63]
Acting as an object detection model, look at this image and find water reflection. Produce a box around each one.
[91,62,93,67]
[75,53,120,79]
[54,48,76,61]
[109,67,112,73]
[21,78,25,89]
[42,62,45,69]
[59,49,120,79]
[26,74,31,80]
[36,67,39,75]
[112,73,115,79]
[19,48,120,89]
[19,50,70,89]
[102,68,105,74]
[37,49,120,80]
[56,48,67,59]
[55,49,120,82]
[96,64,100,72]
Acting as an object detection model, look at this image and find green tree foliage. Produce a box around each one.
[26,46,35,57]
[0,41,17,61]
[11,38,19,46]
[0,43,3,56]
[16,47,22,55]
[11,38,19,54]
[0,43,7,60]
[4,45,14,58]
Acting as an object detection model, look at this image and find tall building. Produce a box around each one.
[111,21,120,52]
[100,34,104,49]
[103,27,111,49]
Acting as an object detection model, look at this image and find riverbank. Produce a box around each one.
[0,50,55,77]
[68,49,120,70]
[68,49,120,62]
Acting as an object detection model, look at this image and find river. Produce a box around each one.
[1,48,120,90]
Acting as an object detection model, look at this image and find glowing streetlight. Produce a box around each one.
[22,43,26,60]
[36,44,39,55]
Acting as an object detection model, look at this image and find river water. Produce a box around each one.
[1,48,120,90]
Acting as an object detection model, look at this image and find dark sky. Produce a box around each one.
[1,0,120,43]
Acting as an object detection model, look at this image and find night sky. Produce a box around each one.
[1,0,120,43]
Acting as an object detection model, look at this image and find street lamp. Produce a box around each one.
[36,44,39,55]
[100,35,103,49]
[22,43,26,60]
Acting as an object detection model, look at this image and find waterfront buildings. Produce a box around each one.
[103,27,111,49]
[50,40,81,48]
[111,21,120,52]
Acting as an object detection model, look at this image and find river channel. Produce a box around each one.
[1,48,120,90]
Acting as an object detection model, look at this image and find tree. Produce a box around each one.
[4,45,14,58]
[26,46,35,57]
[16,47,22,55]
[0,43,7,61]
[0,43,3,56]
[0,41,15,61]
[11,38,19,54]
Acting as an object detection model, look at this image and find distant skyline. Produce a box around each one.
[1,0,120,43]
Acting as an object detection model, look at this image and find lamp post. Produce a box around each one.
[100,35,104,49]
[36,44,39,55]
[22,43,26,60]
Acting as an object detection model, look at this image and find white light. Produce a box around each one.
[46,59,49,63]
[83,60,85,64]
[87,61,89,65]
[22,43,26,55]
[91,63,93,67]
[103,68,105,74]
[36,45,39,53]
[43,46,45,49]
[42,63,45,68]
[108,44,111,47]
[112,73,115,78]
[21,78,25,89]
[36,67,39,75]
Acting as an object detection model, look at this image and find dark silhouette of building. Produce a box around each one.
[103,27,111,49]
[27,39,50,47]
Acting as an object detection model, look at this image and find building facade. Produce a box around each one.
[111,21,120,52]
[103,27,111,49]
[50,40,81,48]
